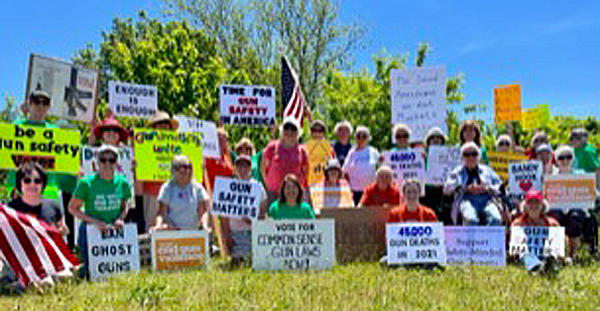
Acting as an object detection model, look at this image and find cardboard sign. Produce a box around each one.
[174,116,220,158]
[509,226,565,258]
[252,219,335,270]
[426,146,461,184]
[211,177,262,219]
[86,224,140,279]
[310,183,354,213]
[383,150,426,182]
[390,66,446,140]
[444,226,506,266]
[81,146,134,186]
[133,129,203,182]
[26,54,98,122]
[220,85,276,125]
[386,222,446,264]
[0,123,80,174]
[487,151,528,181]
[493,84,521,124]
[151,230,209,271]
[108,81,157,117]
[305,140,332,185]
[544,174,596,211]
[508,160,543,197]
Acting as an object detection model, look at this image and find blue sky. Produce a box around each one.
[2,0,599,122]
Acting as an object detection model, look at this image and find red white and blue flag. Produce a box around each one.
[281,56,310,126]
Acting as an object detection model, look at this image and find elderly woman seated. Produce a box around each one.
[444,142,503,225]
[358,166,401,208]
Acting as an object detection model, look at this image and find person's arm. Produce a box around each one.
[197,199,209,227]
[152,202,170,231]
[68,198,109,232]
[260,144,272,184]
[220,217,233,254]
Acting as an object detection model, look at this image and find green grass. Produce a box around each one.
[1,262,599,310]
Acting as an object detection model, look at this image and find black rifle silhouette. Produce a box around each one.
[64,67,92,116]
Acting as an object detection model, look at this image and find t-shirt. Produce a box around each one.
[267,200,315,220]
[205,154,234,190]
[342,146,379,191]
[157,181,208,229]
[511,214,560,227]
[263,141,308,192]
[73,174,132,224]
[228,183,267,231]
[251,152,263,183]
[573,144,599,173]
[12,118,57,128]
[8,198,62,224]
[332,141,352,166]
[388,203,437,223]
[359,182,401,207]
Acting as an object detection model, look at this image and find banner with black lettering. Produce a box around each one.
[86,224,139,279]
[211,177,262,219]
[509,226,565,259]
[108,81,158,117]
[219,85,276,125]
[386,222,446,265]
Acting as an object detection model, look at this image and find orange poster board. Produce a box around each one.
[493,84,521,124]
[544,174,596,211]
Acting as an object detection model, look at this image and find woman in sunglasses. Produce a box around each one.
[458,120,488,165]
[151,156,209,231]
[444,142,503,225]
[342,126,380,206]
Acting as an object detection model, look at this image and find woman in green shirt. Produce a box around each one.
[268,174,314,220]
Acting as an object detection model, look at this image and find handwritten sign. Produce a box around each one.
[26,54,98,122]
[305,140,331,185]
[493,84,521,124]
[487,151,528,181]
[81,146,134,185]
[383,150,425,182]
[444,226,505,266]
[174,116,220,158]
[426,146,461,184]
[220,85,276,126]
[151,230,209,271]
[211,177,262,219]
[86,224,139,279]
[108,81,157,117]
[509,226,565,259]
[0,124,80,174]
[508,160,543,197]
[252,219,335,270]
[386,222,446,264]
[544,174,596,212]
[310,183,354,213]
[521,104,550,130]
[133,129,202,182]
[390,66,446,140]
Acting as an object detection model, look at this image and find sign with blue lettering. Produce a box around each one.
[211,177,263,219]
[509,226,565,259]
[386,222,446,265]
[86,223,139,279]
[383,150,425,183]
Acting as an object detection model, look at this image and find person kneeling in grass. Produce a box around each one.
[267,174,314,220]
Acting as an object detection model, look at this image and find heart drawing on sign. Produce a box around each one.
[519,180,533,192]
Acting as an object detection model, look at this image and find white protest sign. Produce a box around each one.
[509,226,565,259]
[444,226,505,266]
[390,66,446,140]
[386,222,446,264]
[220,84,276,126]
[86,224,139,279]
[383,150,426,183]
[108,81,157,117]
[508,160,543,197]
[252,219,335,270]
[544,174,596,212]
[26,54,98,122]
[151,230,210,271]
[426,146,460,184]
[81,146,134,186]
[211,177,262,219]
[174,116,220,158]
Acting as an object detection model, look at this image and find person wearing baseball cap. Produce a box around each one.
[511,190,558,227]
[14,90,56,128]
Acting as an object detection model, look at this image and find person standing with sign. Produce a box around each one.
[535,144,556,174]
[444,142,503,225]
[332,121,353,166]
[388,179,437,223]
[391,123,411,151]
[342,126,379,205]
[422,127,448,220]
[68,145,132,278]
[14,90,57,128]
[234,138,262,183]
[569,128,598,174]
[267,174,314,220]
[458,120,488,165]
[359,166,401,208]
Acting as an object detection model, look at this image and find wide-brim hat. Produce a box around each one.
[93,117,129,143]
[150,111,178,129]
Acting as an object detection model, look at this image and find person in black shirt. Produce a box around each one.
[332,121,353,166]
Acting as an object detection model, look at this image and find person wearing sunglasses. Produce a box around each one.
[569,128,599,174]
[526,131,552,161]
[234,138,263,184]
[444,142,503,225]
[151,156,209,232]
[332,121,353,166]
[495,135,513,153]
[14,90,57,128]
[458,120,488,165]
[342,126,380,205]
[68,145,132,278]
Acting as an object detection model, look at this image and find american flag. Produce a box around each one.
[0,205,78,287]
[281,56,310,125]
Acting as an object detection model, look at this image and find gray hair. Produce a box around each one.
[554,145,574,161]
[460,142,481,157]
[333,120,353,135]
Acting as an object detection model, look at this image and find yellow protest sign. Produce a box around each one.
[305,140,332,185]
[0,123,80,174]
[487,151,528,181]
[493,84,521,124]
[133,129,202,182]
[521,104,550,130]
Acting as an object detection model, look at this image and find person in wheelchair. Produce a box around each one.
[443,142,504,226]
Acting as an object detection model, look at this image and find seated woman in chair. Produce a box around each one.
[443,142,503,225]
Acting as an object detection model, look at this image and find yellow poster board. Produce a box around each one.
[521,104,550,130]
[151,230,209,271]
[305,140,332,185]
[487,151,528,181]
[133,128,202,182]
[0,123,80,174]
[493,84,521,124]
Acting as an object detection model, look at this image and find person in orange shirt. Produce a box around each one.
[358,166,401,208]
[388,179,437,223]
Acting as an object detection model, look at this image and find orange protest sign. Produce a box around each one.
[493,84,521,124]
[544,174,596,211]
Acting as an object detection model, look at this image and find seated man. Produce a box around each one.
[358,166,401,208]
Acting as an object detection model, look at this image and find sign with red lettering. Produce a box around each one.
[220,85,276,126]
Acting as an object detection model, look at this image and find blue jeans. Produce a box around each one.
[460,196,502,226]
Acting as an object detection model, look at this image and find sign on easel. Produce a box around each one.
[151,230,209,271]
[86,224,139,279]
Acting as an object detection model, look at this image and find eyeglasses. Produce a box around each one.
[31,99,50,107]
[311,127,325,133]
[174,164,192,170]
[99,157,117,164]
[557,155,573,161]
[462,152,478,158]
[283,124,297,132]
[356,134,368,139]
[498,142,510,147]
[23,177,43,185]
[103,127,120,133]
[395,133,409,139]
